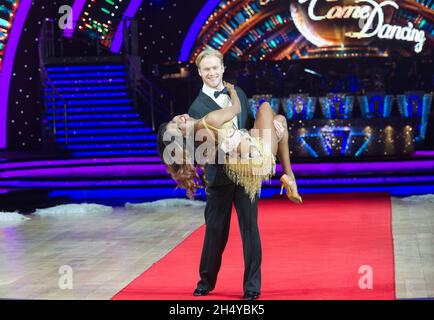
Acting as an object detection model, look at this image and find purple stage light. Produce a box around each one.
[414,151,434,157]
[0,157,162,170]
[2,162,434,185]
[1,177,434,190]
[72,150,156,157]
[178,0,221,61]
[110,0,144,53]
[0,0,32,149]
[1,159,434,185]
[0,179,172,188]
[268,176,434,186]
[0,164,167,178]
[15,163,237,179]
[11,165,161,178]
[275,160,434,175]
[0,158,434,174]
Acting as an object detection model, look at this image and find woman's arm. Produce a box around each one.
[196,82,241,131]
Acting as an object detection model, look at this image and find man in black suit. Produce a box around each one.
[188,49,260,300]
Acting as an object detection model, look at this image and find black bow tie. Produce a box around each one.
[214,88,229,99]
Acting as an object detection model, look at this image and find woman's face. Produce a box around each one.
[166,114,190,136]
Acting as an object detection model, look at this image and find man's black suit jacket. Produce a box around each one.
[188,87,254,187]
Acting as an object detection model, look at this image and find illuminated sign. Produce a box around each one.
[292,0,426,53]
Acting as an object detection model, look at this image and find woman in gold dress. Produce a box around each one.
[157,82,302,204]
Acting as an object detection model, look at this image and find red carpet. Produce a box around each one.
[112,193,395,300]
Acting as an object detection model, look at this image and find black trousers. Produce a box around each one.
[197,183,261,293]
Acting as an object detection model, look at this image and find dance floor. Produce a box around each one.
[1,193,433,300]
[113,194,395,300]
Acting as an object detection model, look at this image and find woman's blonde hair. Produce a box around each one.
[195,48,224,68]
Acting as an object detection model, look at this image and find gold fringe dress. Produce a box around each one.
[202,118,276,201]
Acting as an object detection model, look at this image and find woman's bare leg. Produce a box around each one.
[247,103,302,202]
[248,105,293,177]
[250,102,278,155]
[273,114,294,178]
[273,114,302,203]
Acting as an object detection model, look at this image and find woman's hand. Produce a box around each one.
[179,114,190,123]
[173,114,190,124]
[223,81,236,94]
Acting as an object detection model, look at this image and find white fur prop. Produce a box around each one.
[0,212,31,225]
[33,203,114,217]
[398,194,434,203]
[125,199,206,210]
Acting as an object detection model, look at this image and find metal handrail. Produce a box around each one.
[134,73,175,131]
[39,19,69,145]
[125,55,174,131]
[39,17,171,138]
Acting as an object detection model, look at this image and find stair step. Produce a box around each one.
[47,71,127,79]
[46,92,128,99]
[46,99,132,106]
[46,65,125,72]
[46,106,135,113]
[66,143,157,150]
[46,85,127,93]
[49,79,126,85]
[72,150,158,157]
[46,114,140,121]
[50,120,144,128]
[55,128,153,135]
[57,135,157,143]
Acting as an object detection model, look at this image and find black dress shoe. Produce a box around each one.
[242,291,260,300]
[193,288,210,296]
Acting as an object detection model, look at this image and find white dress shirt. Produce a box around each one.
[202,84,238,129]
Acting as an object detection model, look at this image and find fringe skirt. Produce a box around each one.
[224,135,276,202]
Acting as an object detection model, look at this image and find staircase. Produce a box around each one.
[44,63,158,157]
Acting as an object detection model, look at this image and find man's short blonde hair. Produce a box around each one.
[195,48,224,68]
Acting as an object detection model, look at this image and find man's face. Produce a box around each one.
[198,55,224,89]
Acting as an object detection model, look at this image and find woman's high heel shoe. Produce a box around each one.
[280,174,303,204]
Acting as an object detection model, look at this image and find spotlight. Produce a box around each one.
[304,68,322,77]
